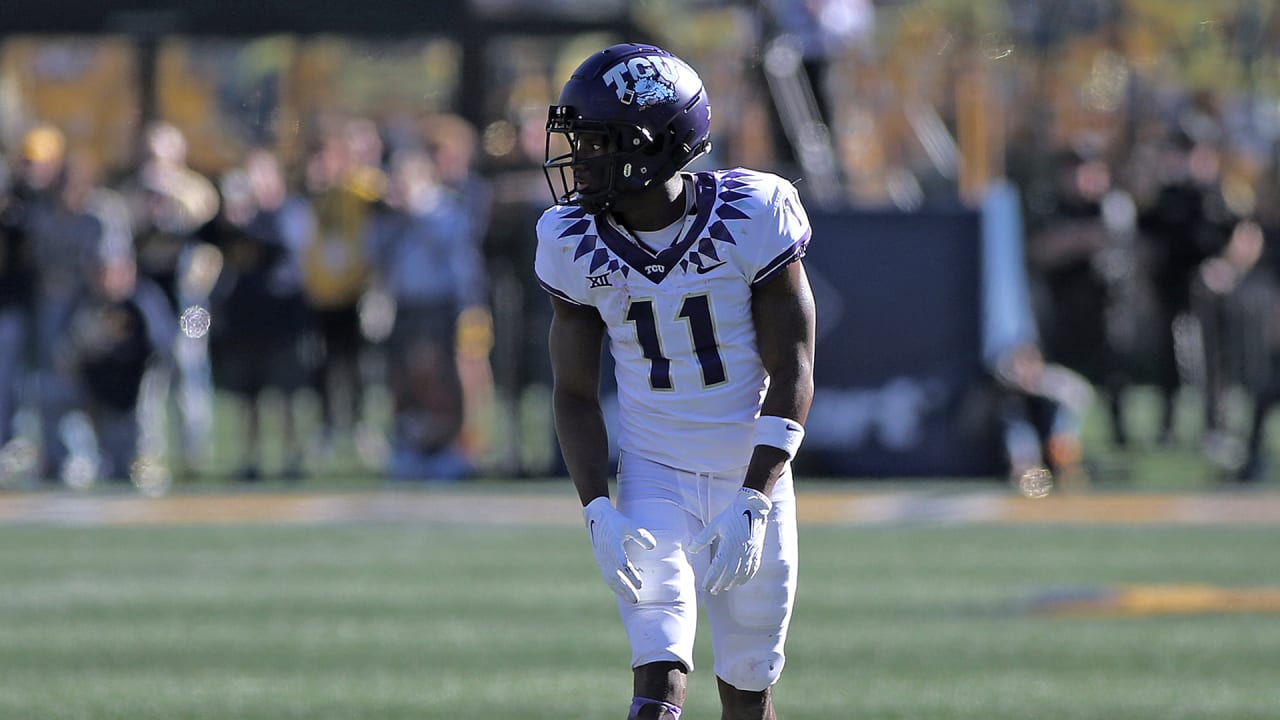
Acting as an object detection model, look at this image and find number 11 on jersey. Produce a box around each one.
[624,293,727,391]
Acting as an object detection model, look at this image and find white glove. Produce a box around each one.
[687,487,773,595]
[583,497,657,604]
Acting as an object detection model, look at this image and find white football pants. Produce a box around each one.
[612,451,798,692]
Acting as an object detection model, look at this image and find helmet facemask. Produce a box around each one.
[544,105,670,215]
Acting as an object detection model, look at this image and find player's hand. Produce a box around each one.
[687,487,773,595]
[583,497,657,604]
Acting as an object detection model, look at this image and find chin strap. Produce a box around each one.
[629,696,682,719]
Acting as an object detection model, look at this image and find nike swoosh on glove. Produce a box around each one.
[583,497,657,604]
[687,487,773,595]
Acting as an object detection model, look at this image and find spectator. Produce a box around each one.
[484,108,560,477]
[0,131,49,458]
[24,141,107,481]
[364,148,484,481]
[1025,147,1134,447]
[125,121,221,477]
[1136,128,1233,446]
[1186,169,1257,469]
[424,112,497,471]
[300,119,383,461]
[424,113,492,242]
[1210,171,1278,483]
[981,179,1094,491]
[207,149,315,481]
[57,249,176,481]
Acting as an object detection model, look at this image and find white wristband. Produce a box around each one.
[753,416,805,460]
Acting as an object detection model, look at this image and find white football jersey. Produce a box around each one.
[535,168,812,472]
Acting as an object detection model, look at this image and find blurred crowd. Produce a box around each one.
[7,96,1280,492]
[749,1,1280,488]
[5,100,1280,492]
[4,1,1280,489]
[0,114,501,488]
[995,90,1280,488]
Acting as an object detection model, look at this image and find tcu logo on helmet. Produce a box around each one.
[602,56,687,108]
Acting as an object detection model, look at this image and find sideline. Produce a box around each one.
[2,487,1279,527]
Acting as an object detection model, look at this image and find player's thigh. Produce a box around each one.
[704,472,797,626]
[703,470,798,689]
[614,452,701,605]
[614,453,702,669]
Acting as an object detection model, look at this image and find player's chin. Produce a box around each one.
[574,186,607,206]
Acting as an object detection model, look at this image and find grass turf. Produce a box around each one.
[1,521,1278,719]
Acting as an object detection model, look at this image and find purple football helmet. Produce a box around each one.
[544,43,712,214]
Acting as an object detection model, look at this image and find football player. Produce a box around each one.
[535,43,816,720]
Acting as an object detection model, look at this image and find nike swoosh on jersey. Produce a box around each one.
[696,261,727,274]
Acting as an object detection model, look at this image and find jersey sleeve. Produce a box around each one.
[747,176,812,288]
[534,207,591,306]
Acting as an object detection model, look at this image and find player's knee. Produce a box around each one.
[717,651,785,692]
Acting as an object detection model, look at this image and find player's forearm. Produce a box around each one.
[744,369,813,495]
[553,390,613,506]
[741,445,790,496]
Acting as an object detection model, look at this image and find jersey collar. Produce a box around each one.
[595,172,717,285]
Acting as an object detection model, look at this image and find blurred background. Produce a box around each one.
[3,0,1280,494]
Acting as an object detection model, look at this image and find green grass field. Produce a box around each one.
[2,518,1278,719]
[2,382,1278,718]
